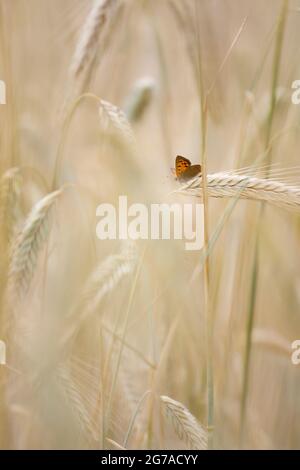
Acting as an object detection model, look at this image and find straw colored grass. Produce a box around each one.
[178,172,300,212]
[1,0,299,452]
[60,242,137,351]
[160,395,208,450]
[8,189,63,301]
[99,99,137,149]
[0,168,22,244]
[71,0,119,80]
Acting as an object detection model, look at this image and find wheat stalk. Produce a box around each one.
[71,0,119,81]
[177,172,300,212]
[160,395,208,450]
[8,189,63,301]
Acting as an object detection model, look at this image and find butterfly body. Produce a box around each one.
[174,156,201,181]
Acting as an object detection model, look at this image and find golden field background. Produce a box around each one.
[0,0,300,450]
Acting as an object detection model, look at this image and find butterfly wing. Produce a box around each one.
[179,164,201,181]
[174,156,201,181]
[175,155,191,178]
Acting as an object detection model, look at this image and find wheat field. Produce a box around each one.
[0,0,300,450]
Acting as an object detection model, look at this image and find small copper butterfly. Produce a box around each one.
[173,155,201,181]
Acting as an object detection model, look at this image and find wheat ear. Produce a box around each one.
[56,364,99,443]
[8,189,63,300]
[160,395,208,450]
[106,438,126,450]
[77,242,136,316]
[71,0,118,80]
[178,172,300,212]
[60,242,137,351]
[0,167,22,243]
[124,77,155,122]
[99,99,137,149]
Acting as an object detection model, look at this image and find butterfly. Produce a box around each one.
[173,155,202,181]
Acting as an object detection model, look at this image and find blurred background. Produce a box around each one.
[0,0,300,450]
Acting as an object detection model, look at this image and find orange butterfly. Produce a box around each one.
[174,155,201,181]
